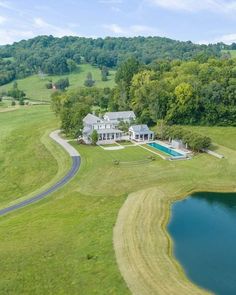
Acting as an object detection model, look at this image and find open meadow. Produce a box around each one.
[0,64,116,101]
[222,49,236,58]
[0,105,236,294]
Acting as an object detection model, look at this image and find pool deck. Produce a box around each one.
[97,139,192,160]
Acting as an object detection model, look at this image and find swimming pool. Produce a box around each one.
[148,142,184,157]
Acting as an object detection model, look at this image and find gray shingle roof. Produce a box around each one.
[129,125,153,133]
[83,127,92,134]
[83,113,104,125]
[104,111,135,121]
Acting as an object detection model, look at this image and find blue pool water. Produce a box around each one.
[148,142,183,157]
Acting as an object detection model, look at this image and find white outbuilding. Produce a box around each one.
[129,125,154,141]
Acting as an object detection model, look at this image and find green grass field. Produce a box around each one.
[222,49,236,58]
[0,100,11,108]
[0,64,116,101]
[0,106,71,208]
[0,105,235,294]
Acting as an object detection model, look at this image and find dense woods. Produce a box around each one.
[52,56,236,137]
[112,57,236,126]
[0,35,227,86]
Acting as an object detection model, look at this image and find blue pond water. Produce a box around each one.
[148,142,183,157]
[168,192,236,295]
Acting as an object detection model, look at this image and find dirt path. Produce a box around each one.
[113,188,212,295]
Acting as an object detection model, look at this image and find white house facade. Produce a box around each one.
[104,111,136,127]
[82,112,154,144]
[82,113,123,144]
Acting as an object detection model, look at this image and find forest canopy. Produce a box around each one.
[51,57,236,137]
[0,35,228,86]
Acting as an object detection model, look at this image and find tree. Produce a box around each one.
[45,82,53,89]
[73,54,81,64]
[115,57,140,91]
[118,121,130,132]
[19,97,25,105]
[101,66,109,81]
[91,130,98,145]
[84,72,95,87]
[54,78,70,90]
[67,59,77,72]
[7,83,26,100]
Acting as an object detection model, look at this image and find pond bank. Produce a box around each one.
[113,186,236,295]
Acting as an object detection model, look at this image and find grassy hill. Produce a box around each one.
[0,64,116,101]
[0,106,71,208]
[222,49,236,58]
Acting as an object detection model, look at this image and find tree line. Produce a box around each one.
[157,124,212,151]
[0,35,226,86]
[112,57,236,126]
[51,56,236,139]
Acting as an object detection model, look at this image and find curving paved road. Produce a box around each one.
[0,130,81,216]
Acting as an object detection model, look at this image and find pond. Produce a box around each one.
[168,192,236,295]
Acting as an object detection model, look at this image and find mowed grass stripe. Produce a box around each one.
[113,188,212,295]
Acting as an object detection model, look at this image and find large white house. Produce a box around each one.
[82,113,123,144]
[103,111,136,127]
[82,111,154,144]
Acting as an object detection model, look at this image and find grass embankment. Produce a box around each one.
[0,64,116,101]
[0,113,235,295]
[114,188,212,295]
[0,105,71,209]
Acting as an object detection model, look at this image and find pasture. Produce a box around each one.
[222,49,236,58]
[0,106,70,209]
[0,64,116,101]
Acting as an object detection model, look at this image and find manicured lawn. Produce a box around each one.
[0,111,235,295]
[0,193,129,295]
[76,134,236,197]
[0,64,116,101]
[99,143,119,147]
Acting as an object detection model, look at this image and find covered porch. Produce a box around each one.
[97,128,123,142]
[129,125,154,142]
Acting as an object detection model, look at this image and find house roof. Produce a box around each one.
[104,111,135,121]
[83,113,104,125]
[129,124,153,134]
[83,126,92,134]
[96,128,123,134]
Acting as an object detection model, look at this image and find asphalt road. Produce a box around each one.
[0,131,81,216]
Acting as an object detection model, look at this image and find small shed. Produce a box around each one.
[171,139,185,149]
